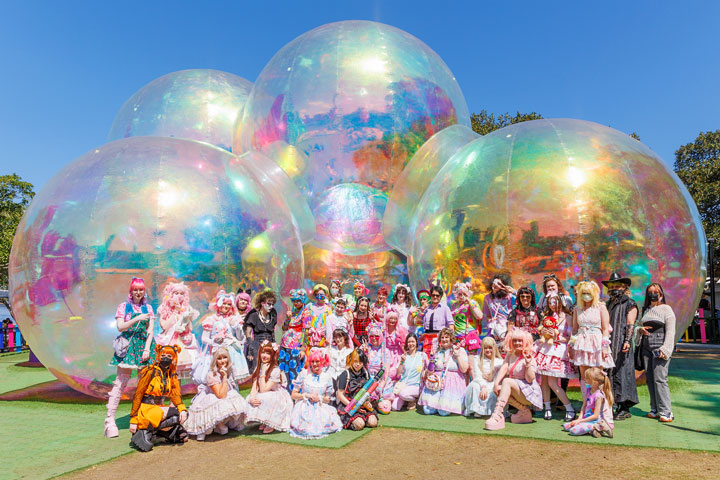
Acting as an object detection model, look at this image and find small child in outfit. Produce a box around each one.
[562,367,614,438]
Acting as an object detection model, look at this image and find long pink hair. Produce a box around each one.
[503,328,533,356]
[157,282,190,321]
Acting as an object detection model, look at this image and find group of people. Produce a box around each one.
[103,272,677,451]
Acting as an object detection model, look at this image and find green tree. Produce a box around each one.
[470,110,543,135]
[1,174,35,289]
[674,131,720,272]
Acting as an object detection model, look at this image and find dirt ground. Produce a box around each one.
[67,427,720,480]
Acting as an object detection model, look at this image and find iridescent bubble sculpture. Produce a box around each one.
[234,20,470,253]
[384,124,479,254]
[9,137,303,397]
[409,119,706,339]
[108,69,252,152]
[303,244,409,295]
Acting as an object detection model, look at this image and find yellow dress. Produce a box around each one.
[130,365,186,429]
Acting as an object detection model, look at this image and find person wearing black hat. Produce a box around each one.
[602,272,638,420]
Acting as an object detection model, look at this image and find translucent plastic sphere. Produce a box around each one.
[410,119,706,339]
[9,137,303,398]
[235,20,470,253]
[108,69,252,151]
[313,183,388,255]
[384,124,478,254]
[303,245,409,295]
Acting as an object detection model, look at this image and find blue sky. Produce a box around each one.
[1,0,718,190]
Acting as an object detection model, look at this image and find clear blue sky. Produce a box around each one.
[1,0,718,191]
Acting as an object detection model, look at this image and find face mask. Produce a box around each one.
[581,294,593,302]
[609,289,623,298]
[648,292,660,302]
[330,287,339,295]
[263,303,273,312]
[316,293,326,301]
[159,357,172,368]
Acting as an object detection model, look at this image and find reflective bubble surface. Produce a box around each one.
[384,124,478,254]
[9,137,303,397]
[303,244,409,295]
[235,20,469,253]
[410,119,706,340]
[108,69,252,152]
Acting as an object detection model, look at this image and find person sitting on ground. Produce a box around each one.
[562,367,614,438]
[336,348,379,431]
[129,345,189,452]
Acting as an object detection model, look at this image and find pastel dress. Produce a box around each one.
[534,313,578,379]
[185,371,247,436]
[384,326,408,381]
[109,302,157,369]
[418,348,468,415]
[391,351,428,410]
[289,369,343,439]
[572,306,615,369]
[196,314,250,383]
[155,306,200,378]
[279,306,307,391]
[504,354,543,410]
[367,344,394,400]
[325,312,353,341]
[328,346,353,380]
[464,356,503,416]
[562,389,613,435]
[245,366,294,432]
[303,303,332,351]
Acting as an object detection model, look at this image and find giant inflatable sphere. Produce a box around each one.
[303,245,409,295]
[409,119,706,340]
[9,137,303,398]
[108,69,252,152]
[234,20,470,253]
[384,124,479,254]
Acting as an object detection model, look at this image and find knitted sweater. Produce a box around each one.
[638,304,676,358]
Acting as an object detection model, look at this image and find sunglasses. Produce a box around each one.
[431,293,441,298]
[543,274,558,281]
[519,294,532,298]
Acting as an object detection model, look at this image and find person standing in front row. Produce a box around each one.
[636,283,676,423]
[602,272,639,420]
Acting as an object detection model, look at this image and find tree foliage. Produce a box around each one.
[0,174,35,289]
[674,130,720,272]
[470,110,543,136]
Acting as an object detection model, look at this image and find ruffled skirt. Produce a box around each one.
[418,370,466,414]
[535,341,578,379]
[289,400,343,439]
[185,386,247,435]
[571,329,615,369]
[463,381,497,416]
[245,388,293,432]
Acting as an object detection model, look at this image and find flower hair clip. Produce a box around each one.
[260,339,280,352]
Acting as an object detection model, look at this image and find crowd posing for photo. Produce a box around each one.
[103,273,677,451]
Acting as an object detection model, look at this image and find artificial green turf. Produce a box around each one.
[1,351,718,480]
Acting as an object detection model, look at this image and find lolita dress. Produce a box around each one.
[303,302,332,352]
[195,313,250,384]
[245,366,294,432]
[279,305,308,391]
[482,295,515,340]
[328,346,353,380]
[572,305,615,369]
[109,301,157,369]
[534,312,578,379]
[384,325,408,381]
[464,356,503,416]
[289,369,343,439]
[155,304,200,378]
[185,370,247,436]
[418,347,468,415]
[504,354,543,410]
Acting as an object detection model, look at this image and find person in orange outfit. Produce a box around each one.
[129,344,189,451]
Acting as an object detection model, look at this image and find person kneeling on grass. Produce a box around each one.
[562,367,614,438]
[129,345,189,452]
[336,348,379,431]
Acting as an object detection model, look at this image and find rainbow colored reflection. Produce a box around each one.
[384,124,478,254]
[410,119,706,339]
[9,137,303,398]
[235,20,469,253]
[108,69,252,152]
[303,244,409,295]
